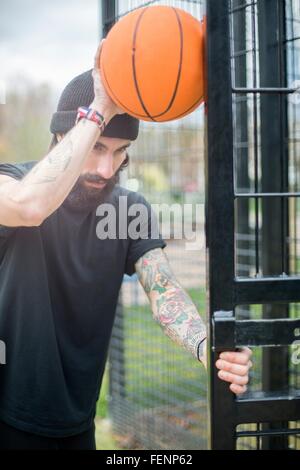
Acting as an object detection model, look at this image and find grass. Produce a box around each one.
[95,418,121,450]
[96,363,110,419]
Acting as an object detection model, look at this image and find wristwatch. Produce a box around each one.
[75,106,106,131]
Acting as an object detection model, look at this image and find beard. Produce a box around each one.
[63,170,121,212]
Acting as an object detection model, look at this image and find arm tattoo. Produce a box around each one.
[136,248,181,294]
[20,131,74,186]
[136,248,207,363]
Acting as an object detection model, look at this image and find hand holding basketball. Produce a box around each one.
[90,39,125,118]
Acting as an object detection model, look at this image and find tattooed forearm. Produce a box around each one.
[20,133,73,186]
[136,248,207,364]
[136,248,181,294]
[8,117,103,221]
[155,286,207,361]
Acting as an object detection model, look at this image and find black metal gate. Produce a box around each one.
[206,0,300,450]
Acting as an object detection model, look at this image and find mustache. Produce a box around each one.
[84,174,111,185]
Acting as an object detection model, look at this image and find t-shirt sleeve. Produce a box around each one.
[0,162,29,180]
[124,192,167,276]
[0,161,36,238]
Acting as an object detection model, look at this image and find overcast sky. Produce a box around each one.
[0,0,100,99]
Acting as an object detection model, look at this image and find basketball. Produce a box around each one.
[99,5,205,122]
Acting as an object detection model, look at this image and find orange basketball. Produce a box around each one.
[100,5,205,122]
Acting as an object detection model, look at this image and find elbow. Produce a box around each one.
[20,203,46,227]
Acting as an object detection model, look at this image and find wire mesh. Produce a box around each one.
[105,0,208,450]
[104,0,300,450]
[233,0,300,278]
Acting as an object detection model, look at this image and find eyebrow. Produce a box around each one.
[94,142,131,152]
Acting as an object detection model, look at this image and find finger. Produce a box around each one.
[240,347,252,358]
[215,359,250,376]
[219,348,252,365]
[222,347,252,360]
[218,370,249,386]
[94,39,105,70]
[229,383,247,395]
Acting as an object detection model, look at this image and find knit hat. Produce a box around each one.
[50,69,139,140]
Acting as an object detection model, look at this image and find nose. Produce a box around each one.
[96,154,114,180]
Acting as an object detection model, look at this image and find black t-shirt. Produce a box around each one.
[0,161,166,437]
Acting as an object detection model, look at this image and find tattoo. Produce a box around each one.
[136,248,181,294]
[136,248,207,363]
[20,132,73,186]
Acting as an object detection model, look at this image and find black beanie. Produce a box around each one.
[50,69,139,140]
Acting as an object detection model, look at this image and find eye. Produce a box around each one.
[93,143,103,151]
[93,144,128,154]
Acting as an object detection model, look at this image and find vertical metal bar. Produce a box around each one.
[256,423,260,450]
[206,0,236,450]
[232,0,251,282]
[257,0,290,450]
[251,0,260,276]
[101,0,116,37]
[289,0,298,279]
[278,0,289,277]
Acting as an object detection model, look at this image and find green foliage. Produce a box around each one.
[0,81,55,164]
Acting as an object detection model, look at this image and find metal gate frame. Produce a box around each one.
[206,0,300,450]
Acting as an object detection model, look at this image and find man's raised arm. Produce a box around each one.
[0,40,123,227]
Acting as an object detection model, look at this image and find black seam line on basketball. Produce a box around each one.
[132,7,156,121]
[102,59,204,119]
[131,6,184,120]
[164,7,183,115]
[174,94,204,119]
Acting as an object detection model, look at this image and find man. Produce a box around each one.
[0,41,252,450]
